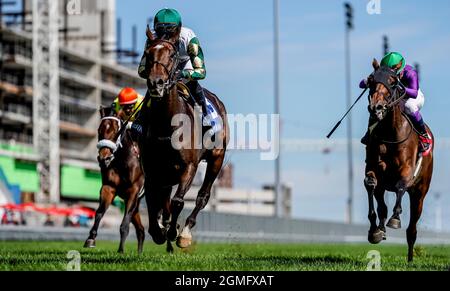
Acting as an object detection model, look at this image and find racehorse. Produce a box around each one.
[364,59,434,262]
[84,106,146,254]
[138,28,228,251]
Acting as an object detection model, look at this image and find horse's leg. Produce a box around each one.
[145,184,168,245]
[167,163,197,243]
[407,190,425,262]
[131,209,145,255]
[118,186,140,254]
[365,171,382,244]
[387,174,410,229]
[161,194,176,254]
[84,185,115,248]
[179,154,225,248]
[158,187,175,253]
[374,187,387,241]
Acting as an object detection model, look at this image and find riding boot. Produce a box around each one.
[361,117,378,145]
[187,81,211,126]
[409,111,432,153]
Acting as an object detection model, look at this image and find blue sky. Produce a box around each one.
[117,0,450,230]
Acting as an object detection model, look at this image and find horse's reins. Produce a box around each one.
[369,77,417,144]
[370,71,427,181]
[110,39,180,145]
[145,39,180,95]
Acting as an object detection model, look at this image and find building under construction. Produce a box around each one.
[0,0,145,204]
[0,0,291,218]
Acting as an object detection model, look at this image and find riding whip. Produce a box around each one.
[326,88,368,139]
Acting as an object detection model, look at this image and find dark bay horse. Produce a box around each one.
[364,59,434,262]
[139,28,228,250]
[84,107,145,254]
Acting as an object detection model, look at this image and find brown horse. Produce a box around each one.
[138,28,228,251]
[364,59,434,262]
[84,106,145,254]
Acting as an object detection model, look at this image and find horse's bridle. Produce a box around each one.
[146,39,180,97]
[368,67,411,144]
[97,116,124,168]
[369,67,407,118]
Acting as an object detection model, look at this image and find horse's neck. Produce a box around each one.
[381,105,408,140]
[116,131,134,159]
[151,88,185,134]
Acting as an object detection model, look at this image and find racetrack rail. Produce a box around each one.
[1,212,450,244]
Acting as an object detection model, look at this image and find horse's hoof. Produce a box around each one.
[167,224,180,242]
[151,236,166,245]
[368,229,385,244]
[387,218,401,229]
[176,236,192,249]
[149,227,167,245]
[83,239,96,248]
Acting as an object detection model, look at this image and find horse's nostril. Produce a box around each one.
[376,105,384,111]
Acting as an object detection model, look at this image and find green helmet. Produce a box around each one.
[381,52,406,74]
[154,8,182,28]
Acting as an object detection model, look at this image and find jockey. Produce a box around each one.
[360,52,433,154]
[138,8,212,125]
[112,87,144,125]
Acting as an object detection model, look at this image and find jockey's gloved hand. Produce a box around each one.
[175,70,185,81]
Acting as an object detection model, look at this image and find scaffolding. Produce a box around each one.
[32,0,60,203]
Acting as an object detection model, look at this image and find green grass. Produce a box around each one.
[0,241,448,271]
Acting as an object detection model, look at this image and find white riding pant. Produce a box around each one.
[402,89,425,115]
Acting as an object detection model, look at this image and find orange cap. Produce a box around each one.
[118,87,138,105]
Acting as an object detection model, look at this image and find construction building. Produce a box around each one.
[0,0,291,218]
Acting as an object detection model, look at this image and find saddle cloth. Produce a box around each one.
[177,83,222,134]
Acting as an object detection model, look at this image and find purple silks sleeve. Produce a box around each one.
[401,65,419,99]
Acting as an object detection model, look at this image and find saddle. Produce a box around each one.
[176,82,222,133]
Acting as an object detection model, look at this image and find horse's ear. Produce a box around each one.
[372,58,380,70]
[99,106,105,118]
[146,25,154,41]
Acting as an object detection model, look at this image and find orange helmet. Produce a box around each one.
[118,87,138,105]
